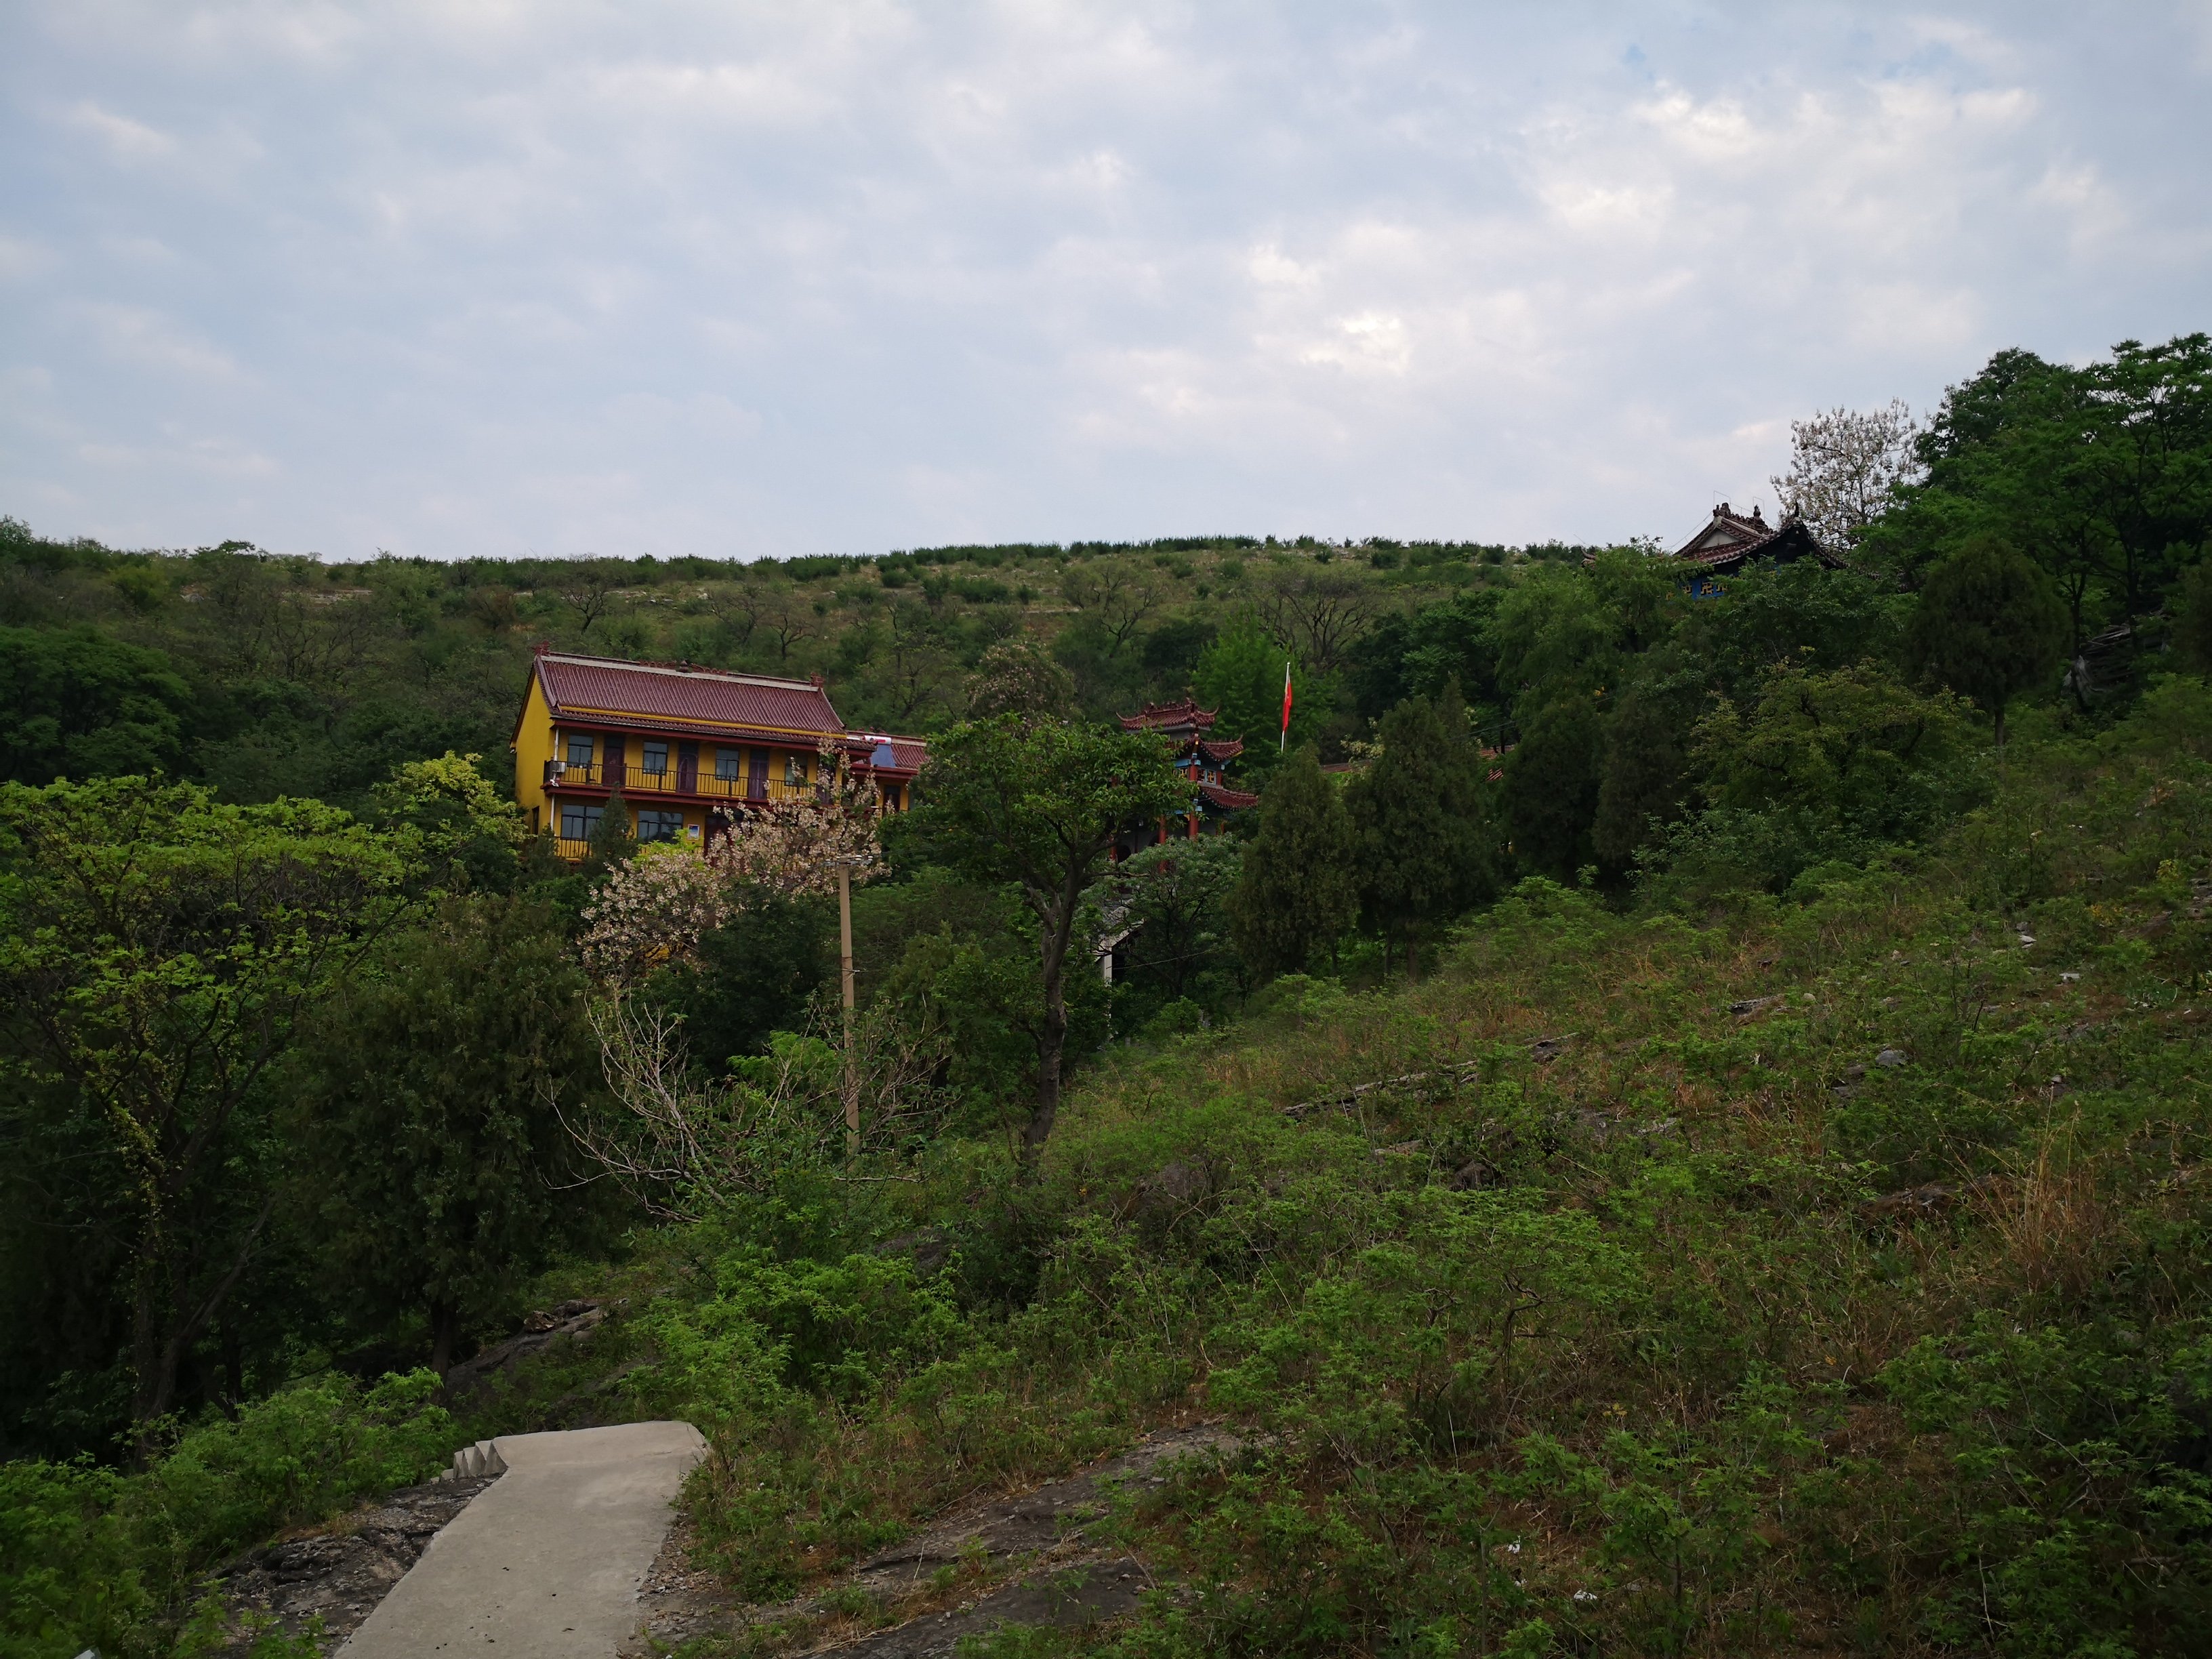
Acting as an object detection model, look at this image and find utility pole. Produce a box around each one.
[839,861,858,1156]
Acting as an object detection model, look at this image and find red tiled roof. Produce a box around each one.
[1197,737,1245,762]
[1120,697,1218,733]
[531,651,845,741]
[1673,507,1782,566]
[1199,781,1260,810]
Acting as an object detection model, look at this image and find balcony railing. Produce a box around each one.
[545,760,820,804]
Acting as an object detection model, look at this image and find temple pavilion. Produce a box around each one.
[1113,697,1259,855]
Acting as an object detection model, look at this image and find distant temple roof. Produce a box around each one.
[1198,781,1260,810]
[1119,697,1219,737]
[1671,502,1830,574]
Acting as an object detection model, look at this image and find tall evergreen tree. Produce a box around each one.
[1228,745,1356,977]
[1502,693,1604,881]
[1592,682,1689,867]
[586,787,636,871]
[2172,558,2212,677]
[1345,690,1498,977]
[1906,535,2068,747]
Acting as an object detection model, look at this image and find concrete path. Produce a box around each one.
[342,1420,707,1658]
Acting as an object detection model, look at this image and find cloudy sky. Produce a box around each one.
[3,3,2207,561]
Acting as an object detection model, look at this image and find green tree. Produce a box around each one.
[1873,335,2212,642]
[1695,659,1971,823]
[1485,551,1685,881]
[655,891,835,1071]
[1347,589,1505,724]
[370,750,527,893]
[0,626,192,785]
[1227,745,1356,977]
[0,778,405,1443]
[1104,834,1245,1015]
[2173,557,2212,676]
[1345,692,1499,976]
[586,787,636,871]
[1503,694,1605,880]
[1193,616,1329,763]
[882,901,1108,1133]
[1905,536,2068,747]
[291,895,601,1370]
[1652,659,1979,901]
[1593,681,1690,867]
[909,716,1187,1160]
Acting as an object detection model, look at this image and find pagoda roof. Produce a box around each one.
[1200,781,1260,811]
[1119,697,1219,734]
[1197,737,1244,762]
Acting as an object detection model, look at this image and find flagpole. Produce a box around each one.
[1280,661,1292,753]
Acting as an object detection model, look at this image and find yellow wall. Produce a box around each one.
[512,671,555,834]
[519,678,844,855]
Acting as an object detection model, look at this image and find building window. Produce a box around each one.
[784,752,808,787]
[560,803,603,840]
[565,733,594,766]
[636,808,683,844]
[715,750,741,781]
[642,741,670,776]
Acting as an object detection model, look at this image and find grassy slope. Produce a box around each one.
[624,681,2212,1658]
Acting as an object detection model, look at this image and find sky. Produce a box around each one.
[2,2,2208,562]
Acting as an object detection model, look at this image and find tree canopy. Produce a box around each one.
[0,778,407,1441]
[1229,745,1357,977]
[909,716,1187,1156]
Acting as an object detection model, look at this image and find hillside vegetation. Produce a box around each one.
[3,334,2211,1659]
[0,520,1592,811]
[592,680,2212,1659]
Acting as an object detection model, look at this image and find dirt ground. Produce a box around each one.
[621,1421,1244,1658]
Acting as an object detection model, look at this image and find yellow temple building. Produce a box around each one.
[510,648,924,859]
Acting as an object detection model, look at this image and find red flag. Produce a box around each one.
[1279,661,1293,752]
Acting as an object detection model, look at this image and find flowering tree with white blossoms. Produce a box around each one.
[577,844,731,985]
[706,743,883,902]
[1771,400,1923,550]
[579,738,882,986]
[572,737,909,1179]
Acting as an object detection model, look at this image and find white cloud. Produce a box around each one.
[70,303,241,380]
[64,100,176,160]
[0,1,2206,555]
[0,236,58,280]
